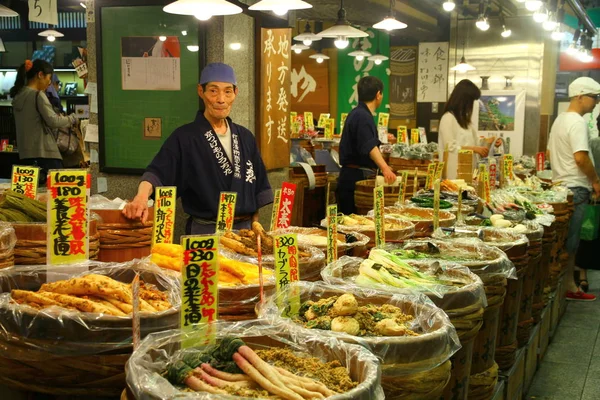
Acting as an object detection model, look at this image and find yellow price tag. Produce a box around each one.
[152,186,177,245]
[378,112,390,128]
[216,191,237,234]
[318,113,330,128]
[11,165,39,200]
[327,205,338,264]
[426,163,436,190]
[325,118,335,139]
[274,234,300,317]
[374,186,385,247]
[435,161,445,181]
[304,112,314,131]
[270,189,282,231]
[397,126,408,144]
[411,129,420,145]
[433,179,441,231]
[483,171,491,203]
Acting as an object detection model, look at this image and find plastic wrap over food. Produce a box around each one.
[274,227,371,253]
[321,255,487,310]
[391,239,517,280]
[126,319,384,400]
[367,206,456,236]
[320,215,416,243]
[0,221,16,254]
[259,281,461,376]
[433,227,529,250]
[0,260,180,356]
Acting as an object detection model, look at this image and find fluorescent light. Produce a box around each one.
[187,45,199,52]
[373,17,407,31]
[164,0,242,20]
[443,0,456,12]
[229,42,241,50]
[334,36,349,49]
[80,2,87,9]
[476,16,489,31]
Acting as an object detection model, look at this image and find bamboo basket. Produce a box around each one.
[94,208,154,263]
[335,216,415,248]
[354,180,401,216]
[379,206,456,238]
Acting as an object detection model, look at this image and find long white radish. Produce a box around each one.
[275,367,336,397]
[233,353,303,400]
[200,363,253,382]
[184,375,228,394]
[193,369,255,389]
[238,346,288,388]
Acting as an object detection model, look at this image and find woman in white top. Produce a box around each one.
[438,79,491,179]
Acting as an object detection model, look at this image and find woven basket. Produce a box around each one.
[94,208,154,263]
[381,207,456,238]
[354,180,401,215]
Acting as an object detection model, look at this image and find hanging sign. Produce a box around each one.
[270,189,282,231]
[181,235,219,348]
[152,186,177,245]
[29,0,58,25]
[374,186,385,247]
[536,152,545,172]
[11,165,39,200]
[275,183,297,229]
[417,42,449,103]
[377,112,390,128]
[47,170,90,265]
[216,192,237,234]
[274,233,300,317]
[327,205,338,264]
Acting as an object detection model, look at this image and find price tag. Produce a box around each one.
[11,165,39,200]
[6,145,13,152]
[377,112,390,128]
[401,171,409,203]
[318,113,330,128]
[483,171,491,203]
[290,111,297,127]
[397,126,408,144]
[489,162,497,188]
[181,235,219,348]
[216,191,237,234]
[28,0,58,25]
[433,179,441,231]
[374,186,385,247]
[419,127,428,144]
[152,186,177,245]
[132,274,141,351]
[274,234,300,317]
[270,189,282,231]
[325,118,335,139]
[275,183,297,229]
[411,128,420,145]
[478,164,487,198]
[340,113,348,133]
[435,161,445,181]
[426,163,437,190]
[47,170,90,265]
[74,62,88,79]
[327,205,338,264]
[413,168,419,195]
[503,154,514,183]
[304,112,314,131]
[536,152,545,172]
[457,186,464,225]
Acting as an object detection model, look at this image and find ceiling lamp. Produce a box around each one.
[533,7,548,23]
[501,25,512,38]
[543,12,557,31]
[291,43,309,54]
[248,0,313,16]
[373,0,407,31]
[451,56,476,73]
[163,0,242,21]
[476,16,489,31]
[0,5,18,17]
[525,0,542,12]
[334,37,349,49]
[566,42,578,55]
[348,49,372,61]
[317,0,369,42]
[38,29,64,42]
[159,36,167,42]
[294,21,322,46]
[443,0,456,12]
[187,45,200,52]
[368,53,388,65]
[309,52,330,63]
[551,26,564,41]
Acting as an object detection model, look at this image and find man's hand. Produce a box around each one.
[383,167,397,185]
[472,146,490,157]
[593,180,600,199]
[122,194,150,224]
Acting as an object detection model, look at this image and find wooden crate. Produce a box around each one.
[523,323,541,394]
[538,305,551,363]
[500,348,525,400]
[492,379,506,400]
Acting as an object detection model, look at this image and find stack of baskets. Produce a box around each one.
[95,209,153,263]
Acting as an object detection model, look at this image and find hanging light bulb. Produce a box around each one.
[476,16,489,31]
[566,42,578,55]
[310,52,330,63]
[551,27,564,41]
[533,7,548,23]
[38,29,64,42]
[334,36,349,49]
[159,36,167,42]
[373,0,408,31]
[195,12,213,20]
[291,44,309,54]
[181,30,188,36]
[368,54,389,64]
[451,56,476,73]
[187,45,199,52]
[294,21,322,47]
[249,0,312,16]
[443,0,456,12]
[317,0,369,40]
[348,49,372,60]
[501,25,512,38]
[525,0,542,12]
[543,13,557,31]
[164,0,243,20]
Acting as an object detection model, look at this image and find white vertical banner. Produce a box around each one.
[28,0,58,25]
[417,42,449,103]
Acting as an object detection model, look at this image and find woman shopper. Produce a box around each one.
[10,59,77,184]
[438,79,493,179]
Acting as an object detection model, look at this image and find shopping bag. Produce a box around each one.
[580,201,600,241]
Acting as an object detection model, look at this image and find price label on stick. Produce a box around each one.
[318,113,330,128]
[304,112,314,131]
[433,179,441,231]
[489,162,497,189]
[374,186,385,247]
[47,169,90,265]
[397,126,408,144]
[327,205,338,264]
[536,152,545,172]
[270,189,282,231]
[152,186,177,245]
[274,234,300,317]
[378,112,390,128]
[426,163,436,190]
[413,168,419,195]
[275,183,297,229]
[216,191,237,234]
[11,165,39,200]
[435,161,445,182]
[181,235,219,348]
[401,171,409,203]
[411,129,420,145]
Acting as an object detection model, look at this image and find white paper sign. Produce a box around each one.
[86,0,95,23]
[417,42,449,103]
[84,123,99,143]
[28,0,58,25]
[85,83,98,113]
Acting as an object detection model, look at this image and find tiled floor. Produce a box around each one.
[526,269,600,400]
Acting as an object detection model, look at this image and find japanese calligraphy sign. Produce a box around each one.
[181,235,219,348]
[340,113,348,133]
[29,0,58,25]
[276,183,296,229]
[426,163,436,190]
[327,205,338,264]
[216,192,237,234]
[377,113,390,128]
[417,42,449,103]
[503,154,514,184]
[274,233,300,317]
[374,186,385,247]
[536,152,545,172]
[152,187,177,245]
[324,118,335,139]
[270,189,282,231]
[397,126,408,144]
[260,28,292,170]
[11,165,39,200]
[291,51,330,119]
[411,128,420,145]
[433,179,441,231]
[435,162,445,182]
[318,113,330,128]
[47,170,90,265]
[304,112,315,131]
[489,161,497,189]
[478,164,487,198]
[483,171,491,203]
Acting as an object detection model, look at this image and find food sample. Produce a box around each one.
[151,243,184,271]
[336,214,408,230]
[220,222,311,258]
[167,337,357,398]
[219,256,273,286]
[10,274,173,315]
[0,190,46,222]
[293,293,419,337]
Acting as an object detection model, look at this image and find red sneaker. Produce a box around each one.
[566,290,596,301]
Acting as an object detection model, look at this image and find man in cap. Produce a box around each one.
[548,76,600,301]
[123,63,273,234]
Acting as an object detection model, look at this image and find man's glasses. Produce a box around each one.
[584,94,600,100]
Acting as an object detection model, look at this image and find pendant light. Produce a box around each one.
[349,39,372,61]
[164,0,242,21]
[367,33,388,65]
[294,21,322,46]
[248,0,313,16]
[443,0,456,12]
[291,44,310,54]
[525,0,542,11]
[451,40,475,73]
[317,0,368,50]
[499,9,510,38]
[0,5,18,17]
[475,0,489,31]
[373,0,407,31]
[310,52,330,63]
[39,29,64,42]
[566,28,581,55]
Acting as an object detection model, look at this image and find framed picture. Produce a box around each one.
[144,117,162,139]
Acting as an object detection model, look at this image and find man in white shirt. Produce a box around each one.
[548,77,600,301]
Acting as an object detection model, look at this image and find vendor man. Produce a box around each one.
[123,63,273,234]
[337,76,397,214]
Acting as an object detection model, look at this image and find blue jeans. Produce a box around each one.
[566,187,591,254]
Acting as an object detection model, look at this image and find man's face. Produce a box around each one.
[580,93,600,114]
[376,90,383,108]
[198,82,238,121]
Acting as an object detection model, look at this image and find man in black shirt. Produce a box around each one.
[337,76,397,214]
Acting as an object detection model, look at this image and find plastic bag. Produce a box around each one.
[433,227,529,250]
[89,194,154,210]
[126,319,384,400]
[273,226,371,254]
[580,201,600,241]
[367,206,456,237]
[320,215,416,244]
[0,221,16,255]
[258,281,461,376]
[0,259,180,356]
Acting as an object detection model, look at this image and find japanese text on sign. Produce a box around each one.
[398,126,408,144]
[318,113,330,128]
[433,179,441,231]
[274,234,300,317]
[435,162,445,181]
[11,165,39,200]
[489,162,497,188]
[181,235,219,348]
[377,113,390,128]
[503,155,514,182]
[327,205,338,264]
[152,187,177,245]
[47,170,89,265]
[216,192,237,234]
[276,183,296,229]
[325,118,335,139]
[483,171,491,203]
[28,0,58,25]
[270,189,282,231]
[304,112,314,131]
[411,129,420,145]
[374,186,385,247]
[426,163,436,190]
[536,152,545,172]
[417,42,449,103]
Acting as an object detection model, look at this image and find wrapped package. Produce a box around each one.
[126,319,384,400]
[0,222,16,268]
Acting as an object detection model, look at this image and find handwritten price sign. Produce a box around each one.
[11,165,39,200]
[374,186,385,247]
[426,163,437,190]
[181,235,219,348]
[270,189,282,231]
[273,233,300,317]
[536,152,545,172]
[304,112,314,131]
[47,170,90,265]
[216,192,237,234]
[327,205,338,264]
[397,126,408,144]
[275,183,296,229]
[152,186,176,245]
[377,112,390,128]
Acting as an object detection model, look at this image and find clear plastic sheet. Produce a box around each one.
[0,260,180,356]
[367,206,457,236]
[391,143,438,159]
[259,281,461,376]
[433,223,543,243]
[0,221,16,256]
[320,216,416,243]
[126,319,384,400]
[321,255,487,310]
[273,227,371,253]
[90,194,154,210]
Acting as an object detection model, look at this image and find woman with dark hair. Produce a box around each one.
[438,79,491,179]
[10,59,77,183]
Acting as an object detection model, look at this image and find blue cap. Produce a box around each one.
[199,63,237,85]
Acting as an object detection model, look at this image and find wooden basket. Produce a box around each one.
[94,208,154,263]
[383,206,456,237]
[336,217,416,247]
[389,157,435,173]
[354,180,401,215]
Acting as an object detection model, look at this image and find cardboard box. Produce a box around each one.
[500,348,525,400]
[492,380,506,400]
[538,305,551,362]
[524,323,541,394]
